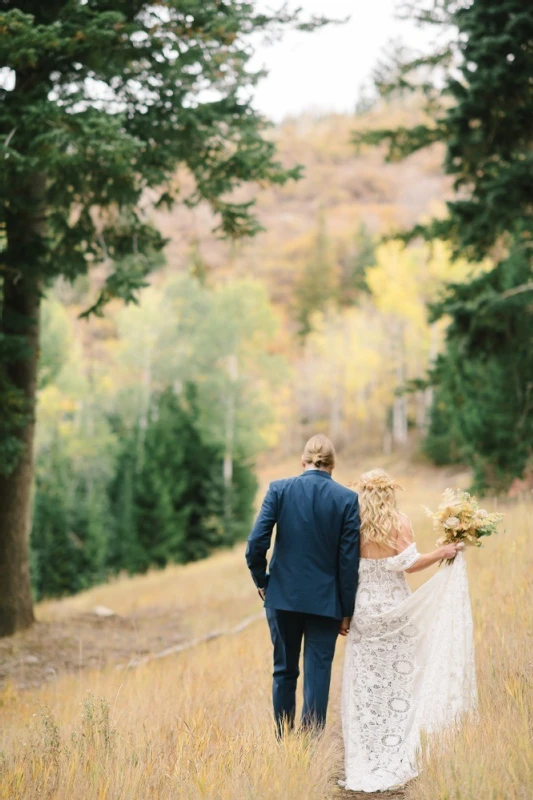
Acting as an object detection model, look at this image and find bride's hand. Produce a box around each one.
[440,542,463,560]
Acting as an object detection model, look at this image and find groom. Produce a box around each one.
[246,434,360,735]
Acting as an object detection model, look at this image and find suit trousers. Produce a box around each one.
[265,607,339,735]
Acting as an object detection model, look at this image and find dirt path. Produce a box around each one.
[0,605,185,690]
[326,729,409,800]
[330,781,407,800]
[331,790,406,800]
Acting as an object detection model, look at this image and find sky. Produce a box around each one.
[250,0,431,120]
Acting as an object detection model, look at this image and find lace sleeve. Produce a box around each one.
[388,542,421,572]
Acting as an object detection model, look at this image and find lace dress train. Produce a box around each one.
[340,544,477,793]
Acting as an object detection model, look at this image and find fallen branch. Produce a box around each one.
[117,611,264,671]
[499,282,533,300]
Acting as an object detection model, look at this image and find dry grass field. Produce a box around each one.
[1,459,531,800]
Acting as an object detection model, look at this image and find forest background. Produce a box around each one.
[2,0,531,608]
[31,100,472,599]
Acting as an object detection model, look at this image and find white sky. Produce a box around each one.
[250,0,432,120]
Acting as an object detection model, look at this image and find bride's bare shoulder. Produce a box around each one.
[398,511,413,528]
[394,512,415,549]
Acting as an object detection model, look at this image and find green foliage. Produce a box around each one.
[106,426,144,576]
[295,218,376,336]
[31,433,115,599]
[0,1,330,630]
[338,222,375,306]
[38,299,71,389]
[128,385,257,569]
[133,386,212,568]
[32,383,257,598]
[357,0,533,489]
[224,454,259,543]
[358,0,533,261]
[29,269,272,598]
[425,244,533,492]
[115,274,285,459]
[0,1,324,268]
[294,213,339,337]
[31,441,81,600]
[0,0,327,477]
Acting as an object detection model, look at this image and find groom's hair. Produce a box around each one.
[302,434,336,469]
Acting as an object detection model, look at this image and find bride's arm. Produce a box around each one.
[398,515,461,573]
[405,544,460,573]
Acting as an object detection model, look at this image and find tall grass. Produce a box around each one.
[1,470,531,799]
[405,498,533,800]
[0,624,341,799]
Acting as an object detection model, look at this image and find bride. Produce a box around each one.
[340,469,478,793]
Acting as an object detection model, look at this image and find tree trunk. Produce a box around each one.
[329,359,344,446]
[0,176,45,637]
[422,322,440,432]
[0,276,40,635]
[392,325,408,446]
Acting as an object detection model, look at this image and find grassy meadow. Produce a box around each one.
[1,461,531,800]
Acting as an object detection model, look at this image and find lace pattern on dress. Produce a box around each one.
[341,548,477,793]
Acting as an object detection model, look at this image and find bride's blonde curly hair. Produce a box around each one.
[352,468,404,548]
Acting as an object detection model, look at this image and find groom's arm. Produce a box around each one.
[338,494,361,618]
[245,482,279,591]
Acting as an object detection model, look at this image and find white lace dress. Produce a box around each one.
[340,543,477,793]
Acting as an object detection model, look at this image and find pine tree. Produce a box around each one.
[425,243,533,492]
[73,469,114,589]
[0,1,326,634]
[133,389,191,569]
[107,428,145,576]
[338,222,375,306]
[356,0,533,489]
[359,0,533,260]
[223,455,258,545]
[132,385,256,569]
[295,212,339,337]
[31,383,257,597]
[31,432,116,598]
[31,442,81,599]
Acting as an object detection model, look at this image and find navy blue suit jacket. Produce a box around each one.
[245,470,360,620]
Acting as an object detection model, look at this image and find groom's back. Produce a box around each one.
[265,471,357,619]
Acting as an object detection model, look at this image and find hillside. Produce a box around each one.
[151,102,449,304]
